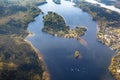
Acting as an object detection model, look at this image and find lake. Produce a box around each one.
[26,0,115,80]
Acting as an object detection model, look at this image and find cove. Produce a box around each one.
[26,0,115,80]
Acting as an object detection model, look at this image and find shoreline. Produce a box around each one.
[75,1,120,80]
[24,1,51,79]
[0,0,50,79]
[24,38,50,80]
[27,32,35,37]
[25,7,50,79]
[96,24,120,80]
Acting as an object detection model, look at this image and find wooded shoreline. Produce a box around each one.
[76,1,120,80]
[0,0,50,80]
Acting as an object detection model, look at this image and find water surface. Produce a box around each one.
[27,0,115,80]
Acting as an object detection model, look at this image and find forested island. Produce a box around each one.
[42,11,87,39]
[76,0,120,80]
[0,0,49,80]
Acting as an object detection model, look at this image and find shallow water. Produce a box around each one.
[27,0,115,80]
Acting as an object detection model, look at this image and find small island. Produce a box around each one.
[74,51,82,59]
[42,11,87,40]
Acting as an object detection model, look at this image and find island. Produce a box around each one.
[0,0,49,80]
[76,1,120,80]
[42,11,87,40]
[74,51,82,59]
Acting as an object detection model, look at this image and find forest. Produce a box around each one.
[96,0,120,9]
[42,11,86,38]
[0,0,49,80]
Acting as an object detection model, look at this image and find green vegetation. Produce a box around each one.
[76,1,120,22]
[0,35,44,80]
[0,0,46,36]
[42,11,86,39]
[0,7,40,37]
[0,0,49,80]
[75,26,87,36]
[96,0,120,9]
[42,11,69,35]
[109,52,120,80]
[76,1,120,80]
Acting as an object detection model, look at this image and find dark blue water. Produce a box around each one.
[27,0,115,80]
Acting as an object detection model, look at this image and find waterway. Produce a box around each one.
[27,0,115,80]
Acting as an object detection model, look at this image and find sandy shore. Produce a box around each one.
[24,38,50,80]
[27,32,35,37]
